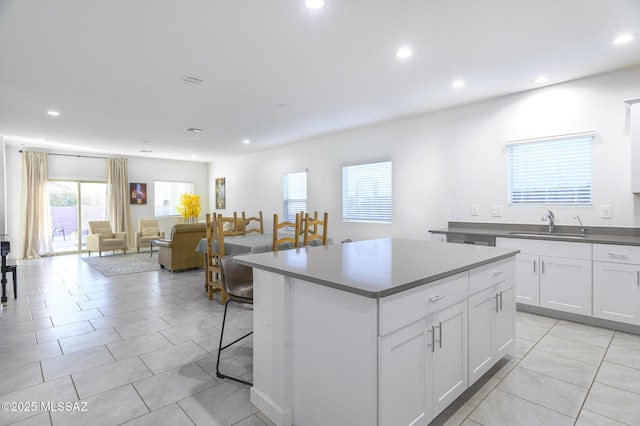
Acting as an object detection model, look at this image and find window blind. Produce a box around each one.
[507,133,593,205]
[342,161,392,223]
[283,171,307,222]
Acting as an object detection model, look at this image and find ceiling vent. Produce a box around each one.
[184,127,203,133]
[182,75,204,85]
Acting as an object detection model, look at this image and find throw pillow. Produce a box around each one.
[95,228,113,238]
[142,227,159,237]
[223,221,233,232]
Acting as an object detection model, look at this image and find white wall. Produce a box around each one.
[449,66,640,227]
[5,146,209,258]
[210,66,640,242]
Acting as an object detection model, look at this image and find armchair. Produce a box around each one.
[87,221,128,257]
[156,223,206,272]
[135,218,165,252]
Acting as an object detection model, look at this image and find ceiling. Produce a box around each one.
[1,0,639,163]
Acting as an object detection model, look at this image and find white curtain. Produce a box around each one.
[21,151,54,258]
[106,157,133,247]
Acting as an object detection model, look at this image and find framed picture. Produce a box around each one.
[130,183,147,204]
[215,178,226,209]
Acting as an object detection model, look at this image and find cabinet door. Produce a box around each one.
[379,319,432,426]
[515,254,540,306]
[494,277,516,359]
[432,300,468,414]
[468,278,516,384]
[593,261,640,325]
[540,256,592,315]
[468,287,495,383]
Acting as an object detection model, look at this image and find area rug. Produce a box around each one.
[82,252,161,276]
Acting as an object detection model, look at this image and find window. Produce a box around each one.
[154,181,194,216]
[283,171,307,222]
[342,160,392,223]
[507,132,593,205]
[48,180,107,253]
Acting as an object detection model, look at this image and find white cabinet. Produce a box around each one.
[378,273,468,426]
[468,260,516,384]
[379,319,432,426]
[539,256,592,315]
[593,244,640,325]
[432,300,468,414]
[496,238,592,315]
[513,253,540,306]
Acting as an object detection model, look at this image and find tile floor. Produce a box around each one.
[0,253,639,425]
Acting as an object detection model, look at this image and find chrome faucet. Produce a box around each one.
[574,215,586,235]
[541,210,555,233]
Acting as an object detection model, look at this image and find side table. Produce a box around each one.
[149,239,160,257]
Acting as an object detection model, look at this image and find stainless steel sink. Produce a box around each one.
[509,231,587,239]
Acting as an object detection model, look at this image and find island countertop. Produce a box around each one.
[235,237,519,298]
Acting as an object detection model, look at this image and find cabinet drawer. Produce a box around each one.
[469,258,516,295]
[379,272,468,336]
[593,244,640,264]
[496,237,591,260]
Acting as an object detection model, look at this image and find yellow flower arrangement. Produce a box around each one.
[176,193,201,223]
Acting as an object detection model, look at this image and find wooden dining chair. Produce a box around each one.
[219,212,240,236]
[206,213,227,303]
[242,211,264,234]
[303,211,328,246]
[273,213,301,251]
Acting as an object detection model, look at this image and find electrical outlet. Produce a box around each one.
[600,205,612,219]
[471,204,480,216]
[490,205,503,217]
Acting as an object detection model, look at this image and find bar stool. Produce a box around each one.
[215,255,253,386]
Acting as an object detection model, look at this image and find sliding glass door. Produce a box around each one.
[48,180,107,253]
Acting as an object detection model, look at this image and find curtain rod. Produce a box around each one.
[18,150,107,160]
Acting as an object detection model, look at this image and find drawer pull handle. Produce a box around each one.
[492,271,504,277]
[429,295,445,303]
[499,291,503,311]
[608,252,628,259]
[431,322,442,352]
[495,293,500,313]
[429,326,435,353]
[533,260,537,274]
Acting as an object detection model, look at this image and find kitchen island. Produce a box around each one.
[235,238,519,426]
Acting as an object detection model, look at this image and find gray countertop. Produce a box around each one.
[234,238,518,298]
[429,222,640,246]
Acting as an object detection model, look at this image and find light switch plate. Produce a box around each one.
[600,205,612,219]
[490,205,503,217]
[471,204,480,216]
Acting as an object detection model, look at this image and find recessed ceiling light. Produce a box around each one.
[243,139,251,144]
[47,110,60,116]
[395,47,413,59]
[451,80,465,88]
[612,34,637,45]
[184,127,203,133]
[533,76,549,84]
[305,0,325,9]
[140,149,153,153]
